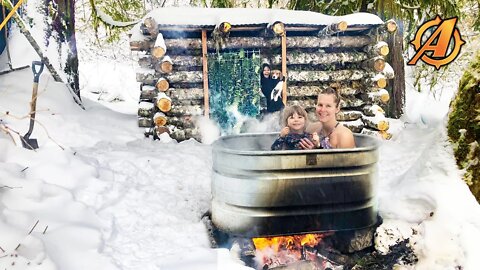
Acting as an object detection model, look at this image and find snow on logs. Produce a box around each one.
[130,14,397,141]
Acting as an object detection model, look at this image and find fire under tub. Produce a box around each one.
[211,133,379,238]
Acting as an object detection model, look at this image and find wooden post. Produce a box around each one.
[386,19,405,118]
[281,32,287,105]
[201,29,210,118]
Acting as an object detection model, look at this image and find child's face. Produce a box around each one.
[263,66,271,78]
[287,112,306,133]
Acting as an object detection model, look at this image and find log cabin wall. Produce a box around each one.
[131,16,400,142]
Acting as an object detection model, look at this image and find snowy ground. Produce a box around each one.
[2,11,480,270]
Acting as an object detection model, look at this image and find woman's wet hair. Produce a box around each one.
[281,104,308,128]
[319,87,341,107]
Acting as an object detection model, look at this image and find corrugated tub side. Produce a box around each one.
[211,133,379,237]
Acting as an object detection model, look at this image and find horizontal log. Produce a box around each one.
[167,116,196,128]
[361,56,385,72]
[166,88,204,100]
[156,77,169,91]
[138,117,153,127]
[288,84,363,97]
[362,115,389,131]
[288,96,365,110]
[364,73,387,88]
[139,85,157,100]
[271,51,368,66]
[336,110,363,121]
[137,71,203,85]
[138,101,155,117]
[362,104,385,117]
[361,128,392,140]
[340,119,364,133]
[287,69,366,82]
[382,62,395,79]
[170,128,201,141]
[154,56,173,73]
[362,89,390,104]
[144,126,170,139]
[138,55,152,68]
[169,105,204,116]
[131,35,373,52]
[318,21,348,36]
[130,39,151,51]
[363,41,389,57]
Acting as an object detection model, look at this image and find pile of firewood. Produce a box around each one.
[130,14,398,141]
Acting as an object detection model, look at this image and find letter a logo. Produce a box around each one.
[407,16,465,70]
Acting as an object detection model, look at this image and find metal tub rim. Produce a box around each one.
[213,132,380,156]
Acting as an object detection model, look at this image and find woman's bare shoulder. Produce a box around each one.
[336,125,356,148]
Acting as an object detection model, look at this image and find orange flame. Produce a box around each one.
[252,233,325,252]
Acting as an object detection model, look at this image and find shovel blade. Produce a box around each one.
[22,137,39,150]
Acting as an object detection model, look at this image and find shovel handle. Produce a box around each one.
[32,61,44,83]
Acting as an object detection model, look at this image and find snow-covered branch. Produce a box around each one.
[91,0,140,28]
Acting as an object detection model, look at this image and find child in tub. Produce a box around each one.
[271,105,320,150]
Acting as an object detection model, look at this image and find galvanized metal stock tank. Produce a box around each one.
[211,133,379,237]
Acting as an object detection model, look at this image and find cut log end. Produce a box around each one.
[380,93,390,103]
[161,61,173,73]
[377,120,389,131]
[386,20,397,33]
[157,98,172,113]
[380,130,393,140]
[154,112,167,126]
[337,21,348,31]
[152,48,166,59]
[377,78,387,88]
[379,46,389,56]
[374,59,386,72]
[156,78,169,92]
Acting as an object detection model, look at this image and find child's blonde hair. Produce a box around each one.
[281,105,308,129]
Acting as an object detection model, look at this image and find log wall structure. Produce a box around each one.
[130,10,402,142]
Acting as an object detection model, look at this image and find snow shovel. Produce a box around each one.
[22,61,44,150]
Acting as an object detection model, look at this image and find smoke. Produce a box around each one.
[227,104,281,134]
[196,116,221,145]
[196,106,282,144]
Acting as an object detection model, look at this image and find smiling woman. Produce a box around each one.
[301,87,356,149]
